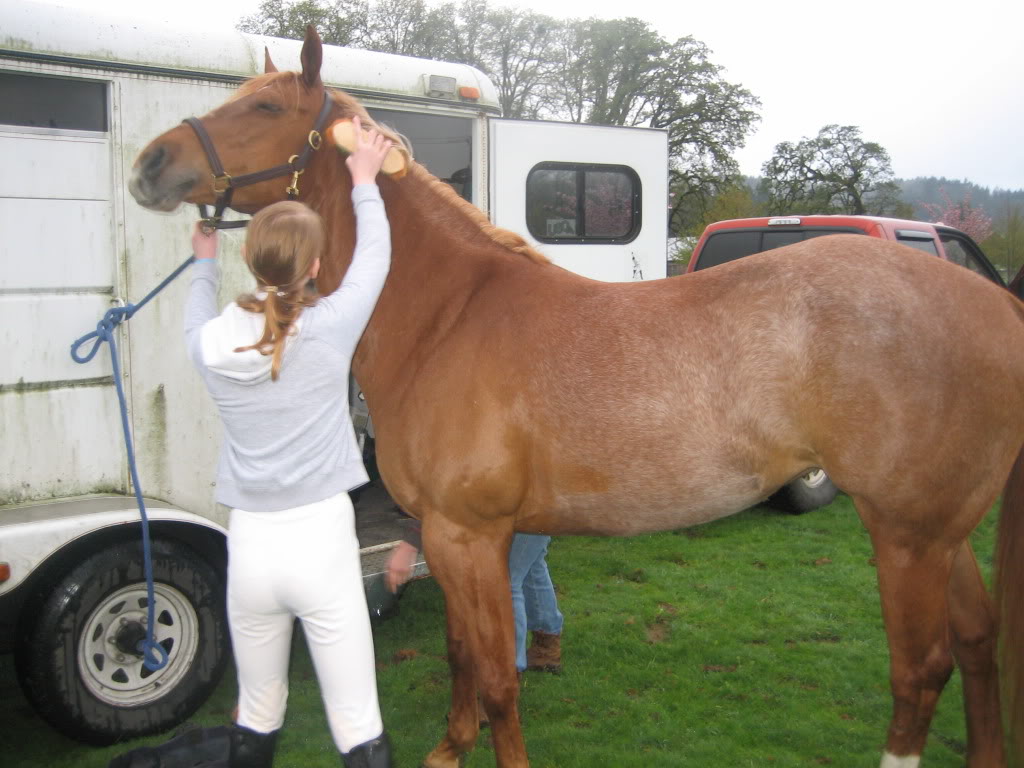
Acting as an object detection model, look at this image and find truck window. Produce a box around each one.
[0,71,108,132]
[895,230,939,257]
[695,228,864,270]
[525,162,640,243]
[941,233,1000,282]
[762,231,802,250]
[695,231,761,269]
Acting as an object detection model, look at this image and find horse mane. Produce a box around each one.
[404,163,551,265]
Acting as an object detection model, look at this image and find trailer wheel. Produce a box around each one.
[770,469,839,514]
[15,538,228,745]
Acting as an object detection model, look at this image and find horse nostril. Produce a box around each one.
[142,145,168,181]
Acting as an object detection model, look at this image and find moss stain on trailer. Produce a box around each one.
[146,383,169,497]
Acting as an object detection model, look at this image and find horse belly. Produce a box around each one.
[517,458,771,537]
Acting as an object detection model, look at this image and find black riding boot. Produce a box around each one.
[229,725,279,768]
[341,732,392,768]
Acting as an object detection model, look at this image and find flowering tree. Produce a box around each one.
[922,188,993,242]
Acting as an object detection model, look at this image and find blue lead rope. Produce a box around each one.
[70,254,196,671]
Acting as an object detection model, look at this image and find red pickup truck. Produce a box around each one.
[684,215,1006,513]
[688,215,1004,284]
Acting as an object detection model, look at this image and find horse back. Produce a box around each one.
[376,235,1024,536]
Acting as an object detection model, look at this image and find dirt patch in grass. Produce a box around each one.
[645,618,670,644]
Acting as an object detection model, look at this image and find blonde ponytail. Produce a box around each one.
[233,201,324,380]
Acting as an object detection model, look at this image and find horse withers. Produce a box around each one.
[130,27,1024,768]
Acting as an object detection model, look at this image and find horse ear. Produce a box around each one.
[300,25,323,89]
[264,47,278,74]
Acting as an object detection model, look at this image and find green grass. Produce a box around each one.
[0,495,998,767]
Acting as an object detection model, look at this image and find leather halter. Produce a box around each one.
[182,91,334,230]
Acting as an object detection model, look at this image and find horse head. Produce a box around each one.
[128,27,408,217]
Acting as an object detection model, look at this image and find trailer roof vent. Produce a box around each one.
[424,74,457,99]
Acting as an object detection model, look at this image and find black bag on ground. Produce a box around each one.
[108,725,231,768]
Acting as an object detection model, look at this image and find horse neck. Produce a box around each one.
[304,160,517,398]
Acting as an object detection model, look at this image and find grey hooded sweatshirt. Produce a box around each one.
[185,184,390,512]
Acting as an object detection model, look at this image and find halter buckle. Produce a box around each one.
[308,130,323,151]
[286,154,304,198]
[211,173,232,195]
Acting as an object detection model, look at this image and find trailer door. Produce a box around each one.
[487,119,668,282]
[0,70,124,504]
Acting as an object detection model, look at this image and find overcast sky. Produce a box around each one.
[27,0,1024,191]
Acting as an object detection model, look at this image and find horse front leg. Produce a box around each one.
[419,595,481,768]
[421,515,527,768]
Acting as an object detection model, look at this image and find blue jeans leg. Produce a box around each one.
[523,547,563,636]
[508,533,562,671]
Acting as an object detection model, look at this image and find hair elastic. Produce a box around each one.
[263,286,287,297]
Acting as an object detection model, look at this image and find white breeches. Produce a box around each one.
[228,492,383,753]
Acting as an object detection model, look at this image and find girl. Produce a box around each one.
[186,117,394,768]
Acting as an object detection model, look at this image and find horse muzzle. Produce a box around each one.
[129,143,202,212]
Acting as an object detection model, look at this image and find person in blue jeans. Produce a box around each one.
[508,533,563,674]
[388,531,563,674]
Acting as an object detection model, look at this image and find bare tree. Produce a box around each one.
[761,125,904,215]
[237,0,366,46]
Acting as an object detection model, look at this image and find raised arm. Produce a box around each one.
[184,223,220,369]
[317,118,394,352]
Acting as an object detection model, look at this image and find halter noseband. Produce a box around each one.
[182,91,334,230]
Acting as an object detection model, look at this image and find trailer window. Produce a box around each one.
[0,72,108,132]
[366,108,472,201]
[526,163,640,243]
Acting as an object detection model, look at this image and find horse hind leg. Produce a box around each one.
[420,516,528,768]
[856,498,960,768]
[948,541,1006,767]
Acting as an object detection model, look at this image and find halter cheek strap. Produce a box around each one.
[182,92,334,230]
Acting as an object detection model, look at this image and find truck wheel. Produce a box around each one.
[770,469,839,515]
[15,538,228,745]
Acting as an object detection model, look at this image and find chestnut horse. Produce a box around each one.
[130,28,1024,768]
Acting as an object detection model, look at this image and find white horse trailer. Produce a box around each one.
[0,0,668,744]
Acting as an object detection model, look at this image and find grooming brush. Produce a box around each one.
[327,119,408,178]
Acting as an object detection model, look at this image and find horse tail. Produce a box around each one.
[997,443,1024,762]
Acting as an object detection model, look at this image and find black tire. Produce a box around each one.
[15,538,229,745]
[770,469,839,515]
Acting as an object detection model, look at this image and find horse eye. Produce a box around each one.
[256,102,282,114]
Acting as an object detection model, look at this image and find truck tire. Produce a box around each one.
[770,469,839,515]
[15,538,228,745]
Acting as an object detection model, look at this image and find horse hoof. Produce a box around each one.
[421,748,463,768]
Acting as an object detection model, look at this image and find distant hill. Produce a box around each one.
[898,177,1024,221]
[742,176,1024,221]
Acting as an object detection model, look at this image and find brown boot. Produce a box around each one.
[525,631,561,674]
